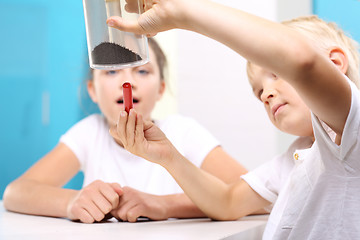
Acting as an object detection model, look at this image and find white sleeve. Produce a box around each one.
[311,78,360,161]
[241,156,283,204]
[241,137,310,204]
[59,115,101,168]
[181,118,220,167]
[161,115,220,168]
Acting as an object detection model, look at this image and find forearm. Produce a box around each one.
[162,193,206,219]
[161,153,239,220]
[3,179,77,218]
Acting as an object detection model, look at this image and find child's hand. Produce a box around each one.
[66,180,123,223]
[110,186,168,222]
[106,0,192,36]
[110,109,179,166]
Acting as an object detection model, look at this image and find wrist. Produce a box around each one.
[160,144,183,170]
[64,190,79,219]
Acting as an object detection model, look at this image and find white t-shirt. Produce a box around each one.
[60,114,220,195]
[242,78,360,240]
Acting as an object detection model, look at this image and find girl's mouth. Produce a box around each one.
[116,98,139,104]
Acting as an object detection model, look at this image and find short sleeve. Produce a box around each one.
[59,114,104,168]
[242,156,283,204]
[335,79,360,159]
[158,115,220,168]
[311,78,360,161]
[181,118,220,167]
[241,136,313,204]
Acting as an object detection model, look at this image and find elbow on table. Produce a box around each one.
[2,183,14,210]
[2,180,22,211]
[206,195,248,221]
[207,208,246,221]
[209,215,243,222]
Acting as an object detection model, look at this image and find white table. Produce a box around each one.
[0,201,267,240]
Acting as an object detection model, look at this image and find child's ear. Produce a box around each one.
[156,80,166,101]
[329,47,348,74]
[87,80,98,103]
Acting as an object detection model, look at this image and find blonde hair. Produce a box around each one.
[282,15,360,88]
[247,15,360,88]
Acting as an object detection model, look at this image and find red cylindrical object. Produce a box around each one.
[122,82,133,113]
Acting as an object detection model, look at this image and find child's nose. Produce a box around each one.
[260,79,277,103]
[261,88,276,104]
[119,70,136,88]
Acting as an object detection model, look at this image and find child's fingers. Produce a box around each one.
[126,109,137,147]
[107,16,145,35]
[143,0,155,12]
[124,0,146,13]
[113,200,132,222]
[109,125,119,140]
[135,113,144,145]
[107,9,160,37]
[73,197,104,223]
[143,118,154,131]
[111,182,123,197]
[80,181,119,221]
[85,201,107,222]
[126,205,143,223]
[99,184,122,210]
[77,208,95,223]
[91,194,113,220]
[116,110,128,144]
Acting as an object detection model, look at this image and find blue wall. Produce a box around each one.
[0,0,96,197]
[314,0,360,43]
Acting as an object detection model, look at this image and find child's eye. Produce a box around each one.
[106,70,118,75]
[137,69,149,75]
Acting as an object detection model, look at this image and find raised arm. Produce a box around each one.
[108,0,352,136]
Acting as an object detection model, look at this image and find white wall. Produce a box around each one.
[153,0,311,170]
[276,0,313,21]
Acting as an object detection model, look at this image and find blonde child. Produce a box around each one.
[107,1,360,239]
[3,38,248,223]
